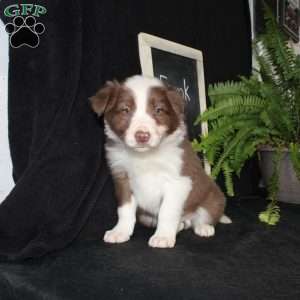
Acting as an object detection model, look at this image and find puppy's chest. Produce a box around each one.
[107,145,184,213]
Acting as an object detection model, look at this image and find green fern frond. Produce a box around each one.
[197,121,233,149]
[228,127,272,174]
[196,122,234,164]
[253,44,276,83]
[208,81,246,105]
[233,137,268,176]
[289,143,300,181]
[254,82,296,139]
[261,5,297,83]
[260,110,273,128]
[259,147,282,226]
[222,162,234,196]
[191,139,202,152]
[201,96,267,122]
[259,202,280,225]
[198,117,263,167]
[211,127,253,179]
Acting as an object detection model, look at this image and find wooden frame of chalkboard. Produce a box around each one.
[138,32,210,174]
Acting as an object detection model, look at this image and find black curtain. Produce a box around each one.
[0,0,253,260]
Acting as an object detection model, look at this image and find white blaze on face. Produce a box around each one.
[124,76,168,152]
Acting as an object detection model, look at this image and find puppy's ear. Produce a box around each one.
[165,85,185,116]
[89,80,120,116]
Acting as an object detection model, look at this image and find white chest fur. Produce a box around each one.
[106,133,188,216]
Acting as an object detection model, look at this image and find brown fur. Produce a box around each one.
[147,86,184,134]
[89,80,120,116]
[181,139,225,224]
[111,171,132,206]
[89,81,136,140]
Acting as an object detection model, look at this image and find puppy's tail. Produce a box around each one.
[219,214,232,224]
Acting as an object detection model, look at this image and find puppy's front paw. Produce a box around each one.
[103,229,130,244]
[148,234,176,248]
[194,224,215,237]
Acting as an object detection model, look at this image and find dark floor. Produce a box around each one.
[0,198,299,300]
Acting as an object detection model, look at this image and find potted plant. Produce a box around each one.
[192,7,300,225]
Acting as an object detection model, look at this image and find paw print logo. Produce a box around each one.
[5,16,45,48]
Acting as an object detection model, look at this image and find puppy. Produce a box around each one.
[90,75,231,248]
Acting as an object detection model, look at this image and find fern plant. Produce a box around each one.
[192,6,300,225]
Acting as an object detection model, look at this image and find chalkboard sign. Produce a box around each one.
[138,33,210,174]
[151,48,200,140]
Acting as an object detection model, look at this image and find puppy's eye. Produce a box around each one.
[155,107,163,114]
[121,107,130,114]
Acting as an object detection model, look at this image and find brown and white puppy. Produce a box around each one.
[90,75,231,248]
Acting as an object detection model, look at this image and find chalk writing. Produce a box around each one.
[159,75,191,102]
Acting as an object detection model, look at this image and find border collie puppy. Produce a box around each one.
[90,75,231,248]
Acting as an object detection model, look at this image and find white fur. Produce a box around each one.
[148,173,192,248]
[104,120,122,144]
[219,215,232,224]
[104,196,137,243]
[194,224,215,237]
[123,75,166,152]
[105,125,189,217]
[191,207,215,237]
[138,214,157,227]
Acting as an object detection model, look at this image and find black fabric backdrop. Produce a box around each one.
[0,0,257,261]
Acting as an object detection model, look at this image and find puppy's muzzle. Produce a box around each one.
[135,130,151,144]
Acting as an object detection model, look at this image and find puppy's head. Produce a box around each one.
[90,75,185,152]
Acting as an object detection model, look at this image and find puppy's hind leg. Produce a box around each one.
[138,213,186,233]
[138,213,157,228]
[192,207,215,238]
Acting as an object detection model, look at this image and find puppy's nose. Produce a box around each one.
[135,130,151,144]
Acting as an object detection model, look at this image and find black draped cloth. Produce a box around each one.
[0,0,255,261]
